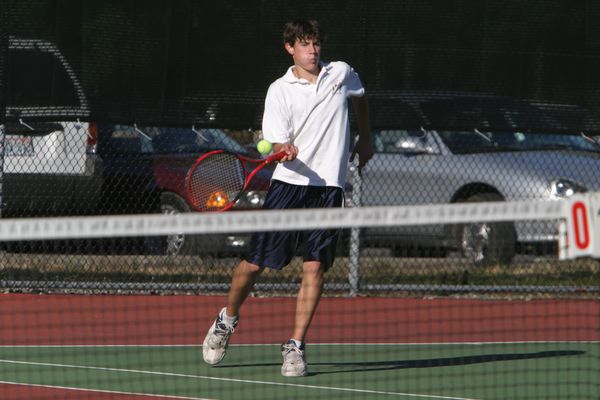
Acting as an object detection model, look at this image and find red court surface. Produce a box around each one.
[1,294,598,345]
[0,382,181,400]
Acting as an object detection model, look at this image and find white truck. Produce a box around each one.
[1,37,100,216]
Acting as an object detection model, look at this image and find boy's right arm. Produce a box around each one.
[273,142,299,162]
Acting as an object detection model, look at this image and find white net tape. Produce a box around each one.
[0,198,567,241]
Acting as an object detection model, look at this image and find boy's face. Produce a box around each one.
[285,37,321,73]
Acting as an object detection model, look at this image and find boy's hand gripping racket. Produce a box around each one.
[186,150,286,212]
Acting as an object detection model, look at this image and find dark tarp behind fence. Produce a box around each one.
[2,0,600,132]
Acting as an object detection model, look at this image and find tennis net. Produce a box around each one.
[0,194,597,294]
[0,197,598,399]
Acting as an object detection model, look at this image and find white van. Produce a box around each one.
[1,37,100,216]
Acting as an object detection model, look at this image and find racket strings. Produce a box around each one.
[188,153,245,211]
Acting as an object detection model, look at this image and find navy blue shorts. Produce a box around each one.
[245,180,344,271]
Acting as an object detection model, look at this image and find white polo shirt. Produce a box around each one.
[262,61,365,188]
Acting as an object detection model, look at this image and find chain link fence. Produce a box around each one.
[0,0,599,296]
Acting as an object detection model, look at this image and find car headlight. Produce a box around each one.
[548,179,587,199]
[246,190,264,206]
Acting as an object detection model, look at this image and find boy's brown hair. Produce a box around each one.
[282,19,324,46]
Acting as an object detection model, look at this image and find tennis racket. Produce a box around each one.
[186,150,287,212]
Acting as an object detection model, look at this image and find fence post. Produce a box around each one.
[348,161,362,297]
[0,0,8,219]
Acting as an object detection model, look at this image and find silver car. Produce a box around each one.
[357,92,600,264]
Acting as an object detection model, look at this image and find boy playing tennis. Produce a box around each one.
[203,18,373,377]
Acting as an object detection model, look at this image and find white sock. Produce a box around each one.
[220,308,238,326]
[290,339,303,348]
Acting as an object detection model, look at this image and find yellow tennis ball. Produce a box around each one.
[257,139,272,155]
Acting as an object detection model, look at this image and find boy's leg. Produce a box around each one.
[227,260,263,317]
[292,260,325,342]
[203,260,262,365]
[282,260,324,377]
[281,186,342,377]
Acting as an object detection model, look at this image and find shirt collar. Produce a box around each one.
[282,62,332,84]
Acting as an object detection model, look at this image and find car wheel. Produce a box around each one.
[144,193,198,256]
[455,193,516,266]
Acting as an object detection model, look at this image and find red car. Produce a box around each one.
[95,125,271,256]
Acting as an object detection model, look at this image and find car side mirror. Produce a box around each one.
[395,137,433,154]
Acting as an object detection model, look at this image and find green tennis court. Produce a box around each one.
[1,294,599,399]
[1,342,598,399]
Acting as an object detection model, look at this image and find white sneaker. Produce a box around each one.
[202,308,238,365]
[281,340,307,377]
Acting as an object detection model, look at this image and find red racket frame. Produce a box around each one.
[185,150,286,212]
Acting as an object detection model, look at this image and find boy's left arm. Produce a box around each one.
[350,95,374,172]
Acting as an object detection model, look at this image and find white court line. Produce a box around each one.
[0,358,479,400]
[0,380,214,400]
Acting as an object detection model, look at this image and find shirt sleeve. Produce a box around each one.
[262,83,293,143]
[345,65,365,98]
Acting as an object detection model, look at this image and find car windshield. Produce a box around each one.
[105,126,249,155]
[148,127,248,154]
[438,130,600,154]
